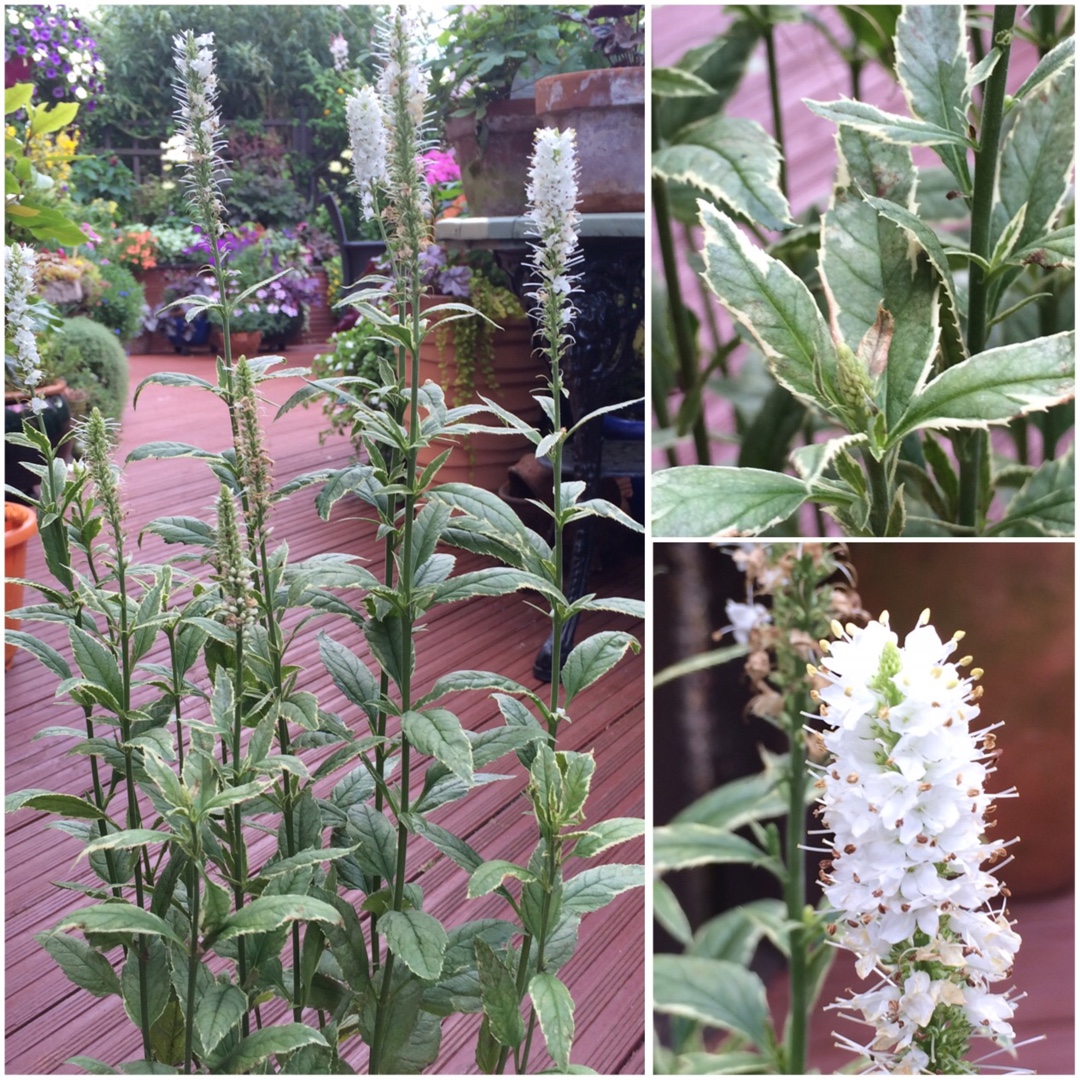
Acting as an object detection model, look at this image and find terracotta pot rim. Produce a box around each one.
[5,379,68,405]
[535,66,645,111]
[4,501,38,546]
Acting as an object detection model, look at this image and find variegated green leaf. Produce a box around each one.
[891,331,1075,443]
[1009,224,1075,270]
[1014,34,1075,101]
[653,117,792,231]
[895,5,972,191]
[992,447,1074,536]
[820,128,939,428]
[698,202,840,412]
[804,99,970,149]
[529,973,575,1073]
[652,466,809,538]
[654,956,772,1049]
[995,63,1075,253]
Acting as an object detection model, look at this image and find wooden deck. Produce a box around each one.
[5,345,645,1074]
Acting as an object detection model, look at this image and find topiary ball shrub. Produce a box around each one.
[86,261,145,344]
[46,317,131,422]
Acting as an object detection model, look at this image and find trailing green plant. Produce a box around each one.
[42,314,130,421]
[651,5,1075,538]
[432,274,524,408]
[6,9,644,1075]
[430,4,592,120]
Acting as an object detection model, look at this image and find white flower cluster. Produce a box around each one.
[525,127,582,329]
[4,242,45,411]
[329,32,349,74]
[376,6,429,129]
[346,84,388,223]
[171,30,227,234]
[813,610,1020,1072]
[724,598,770,645]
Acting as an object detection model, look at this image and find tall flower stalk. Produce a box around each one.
[814,611,1022,1072]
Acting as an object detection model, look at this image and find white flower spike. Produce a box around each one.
[815,611,1022,1073]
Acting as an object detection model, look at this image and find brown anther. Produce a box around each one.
[846,919,859,928]
[852,872,861,883]
[967,788,979,797]
[919,783,932,792]
[900,903,911,912]
[861,912,874,924]
[916,834,929,844]
[1001,887,1012,898]
[944,717,953,727]
[831,769,840,780]
[844,844,856,854]
[846,773,859,783]
[982,732,997,749]
[878,903,887,914]
[895,818,904,828]
[872,889,884,898]
[971,685,984,700]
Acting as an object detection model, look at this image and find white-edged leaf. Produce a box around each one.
[652,466,809,538]
[379,909,447,981]
[529,973,575,1073]
[654,824,771,873]
[214,895,342,941]
[698,202,840,411]
[654,955,772,1050]
[562,863,644,914]
[468,860,538,898]
[891,331,1075,443]
[654,117,792,231]
[561,631,639,703]
[573,818,645,859]
[804,98,970,148]
[401,708,474,783]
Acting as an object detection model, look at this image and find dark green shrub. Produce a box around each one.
[85,261,145,343]
[45,317,131,422]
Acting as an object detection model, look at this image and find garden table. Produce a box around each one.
[436,213,645,680]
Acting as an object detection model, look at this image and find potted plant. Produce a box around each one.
[4,499,37,668]
[157,268,215,354]
[534,5,646,213]
[433,5,593,216]
[406,248,545,489]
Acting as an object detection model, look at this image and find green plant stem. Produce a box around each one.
[958,4,1015,529]
[166,627,185,772]
[110,522,153,1062]
[183,856,201,1074]
[653,98,709,464]
[861,449,893,535]
[370,279,423,1077]
[783,725,808,1074]
[763,21,788,200]
[231,626,250,1039]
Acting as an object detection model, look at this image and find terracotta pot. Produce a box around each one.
[210,329,263,358]
[445,98,541,218]
[409,296,545,490]
[535,67,645,213]
[4,380,73,504]
[5,501,38,669]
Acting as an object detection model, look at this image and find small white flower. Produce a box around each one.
[817,610,1021,1072]
[346,84,388,221]
[4,243,43,397]
[330,32,349,73]
[723,598,770,645]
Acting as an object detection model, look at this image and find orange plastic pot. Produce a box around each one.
[5,501,37,669]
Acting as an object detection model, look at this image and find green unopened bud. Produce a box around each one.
[82,408,125,539]
[836,343,873,427]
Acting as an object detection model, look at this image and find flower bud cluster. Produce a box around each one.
[814,610,1020,1072]
[5,243,45,411]
[172,30,228,239]
[213,485,258,629]
[82,409,125,537]
[232,356,274,549]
